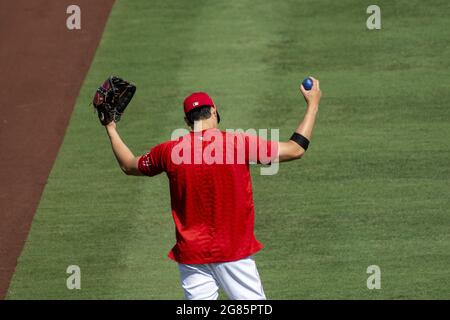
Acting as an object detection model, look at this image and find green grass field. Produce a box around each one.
[7,0,450,299]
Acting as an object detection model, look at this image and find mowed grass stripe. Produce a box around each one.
[111,0,294,299]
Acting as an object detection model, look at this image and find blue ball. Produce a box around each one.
[302,77,313,91]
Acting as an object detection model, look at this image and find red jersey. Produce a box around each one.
[138,128,278,264]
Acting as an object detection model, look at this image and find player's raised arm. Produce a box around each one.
[105,121,143,176]
[278,77,322,162]
[105,122,142,176]
[91,76,142,176]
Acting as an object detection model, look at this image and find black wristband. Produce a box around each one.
[290,132,310,151]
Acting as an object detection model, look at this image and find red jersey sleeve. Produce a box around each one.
[244,133,279,164]
[138,143,167,177]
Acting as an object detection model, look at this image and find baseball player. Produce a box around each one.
[93,76,322,300]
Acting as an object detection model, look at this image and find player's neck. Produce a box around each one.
[192,119,217,132]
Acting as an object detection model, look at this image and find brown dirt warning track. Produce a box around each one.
[0,0,114,299]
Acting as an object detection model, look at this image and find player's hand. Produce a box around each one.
[105,121,117,131]
[300,76,321,109]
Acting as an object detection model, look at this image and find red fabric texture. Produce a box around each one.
[138,129,278,264]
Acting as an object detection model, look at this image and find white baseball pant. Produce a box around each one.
[178,256,266,300]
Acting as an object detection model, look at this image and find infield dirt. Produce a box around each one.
[0,0,114,299]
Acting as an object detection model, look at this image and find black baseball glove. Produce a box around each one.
[92,76,136,125]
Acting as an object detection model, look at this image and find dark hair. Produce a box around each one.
[185,105,212,126]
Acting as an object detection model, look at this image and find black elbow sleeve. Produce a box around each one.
[290,132,310,151]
